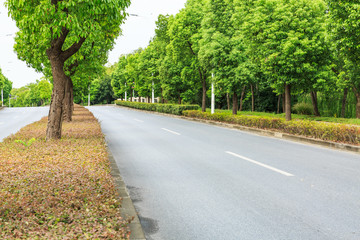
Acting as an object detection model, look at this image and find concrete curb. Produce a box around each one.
[113,104,360,154]
[107,147,146,240]
[0,106,4,111]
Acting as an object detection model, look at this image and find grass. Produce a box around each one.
[206,108,360,125]
[0,105,130,239]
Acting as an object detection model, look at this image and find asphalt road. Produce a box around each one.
[0,107,49,142]
[88,105,360,240]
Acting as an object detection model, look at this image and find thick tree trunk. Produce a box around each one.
[201,77,206,112]
[239,86,246,111]
[285,84,291,121]
[46,58,66,140]
[63,76,74,122]
[178,96,182,105]
[232,92,238,115]
[341,88,348,118]
[251,84,255,112]
[310,91,320,116]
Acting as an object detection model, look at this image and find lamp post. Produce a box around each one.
[125,82,127,101]
[9,94,11,108]
[152,80,155,103]
[1,88,3,107]
[211,73,215,114]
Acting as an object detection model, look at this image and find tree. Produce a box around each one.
[6,0,130,139]
[0,68,13,106]
[241,0,330,120]
[168,0,207,110]
[327,0,360,118]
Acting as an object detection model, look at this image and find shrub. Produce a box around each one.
[292,102,314,115]
[115,100,199,115]
[183,110,360,145]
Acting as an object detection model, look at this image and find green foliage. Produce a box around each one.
[115,100,199,115]
[0,68,13,104]
[184,110,360,144]
[292,102,314,115]
[10,78,52,107]
[15,138,36,147]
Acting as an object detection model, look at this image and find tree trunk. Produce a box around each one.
[226,93,230,110]
[63,76,74,122]
[356,93,360,119]
[277,95,281,114]
[285,84,291,121]
[232,92,238,115]
[310,91,320,116]
[341,88,348,118]
[239,86,246,111]
[251,84,255,112]
[46,58,66,140]
[161,88,165,104]
[178,96,182,105]
[202,77,206,112]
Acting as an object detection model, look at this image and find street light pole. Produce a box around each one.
[1,88,3,107]
[152,80,155,103]
[125,82,127,101]
[211,73,215,114]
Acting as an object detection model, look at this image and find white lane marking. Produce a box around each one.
[161,128,181,136]
[134,118,144,123]
[226,151,294,177]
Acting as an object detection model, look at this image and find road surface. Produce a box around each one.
[88,105,360,240]
[0,107,49,142]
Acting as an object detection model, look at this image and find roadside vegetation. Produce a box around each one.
[0,105,130,239]
[115,101,360,145]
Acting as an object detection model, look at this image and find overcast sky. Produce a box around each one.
[0,0,186,88]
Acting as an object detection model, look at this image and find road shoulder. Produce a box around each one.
[107,147,146,240]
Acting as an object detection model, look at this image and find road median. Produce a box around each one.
[0,105,141,239]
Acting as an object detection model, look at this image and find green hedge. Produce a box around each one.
[183,110,360,145]
[115,100,200,115]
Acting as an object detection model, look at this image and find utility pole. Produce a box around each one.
[211,73,215,114]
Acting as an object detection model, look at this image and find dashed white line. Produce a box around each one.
[134,118,144,123]
[161,128,181,136]
[226,151,294,177]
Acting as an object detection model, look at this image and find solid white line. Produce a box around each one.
[134,118,144,123]
[161,128,181,136]
[226,151,294,177]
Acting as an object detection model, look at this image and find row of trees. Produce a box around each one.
[0,68,12,106]
[6,0,130,139]
[9,78,52,107]
[110,0,360,120]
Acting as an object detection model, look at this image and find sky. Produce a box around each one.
[0,0,187,88]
